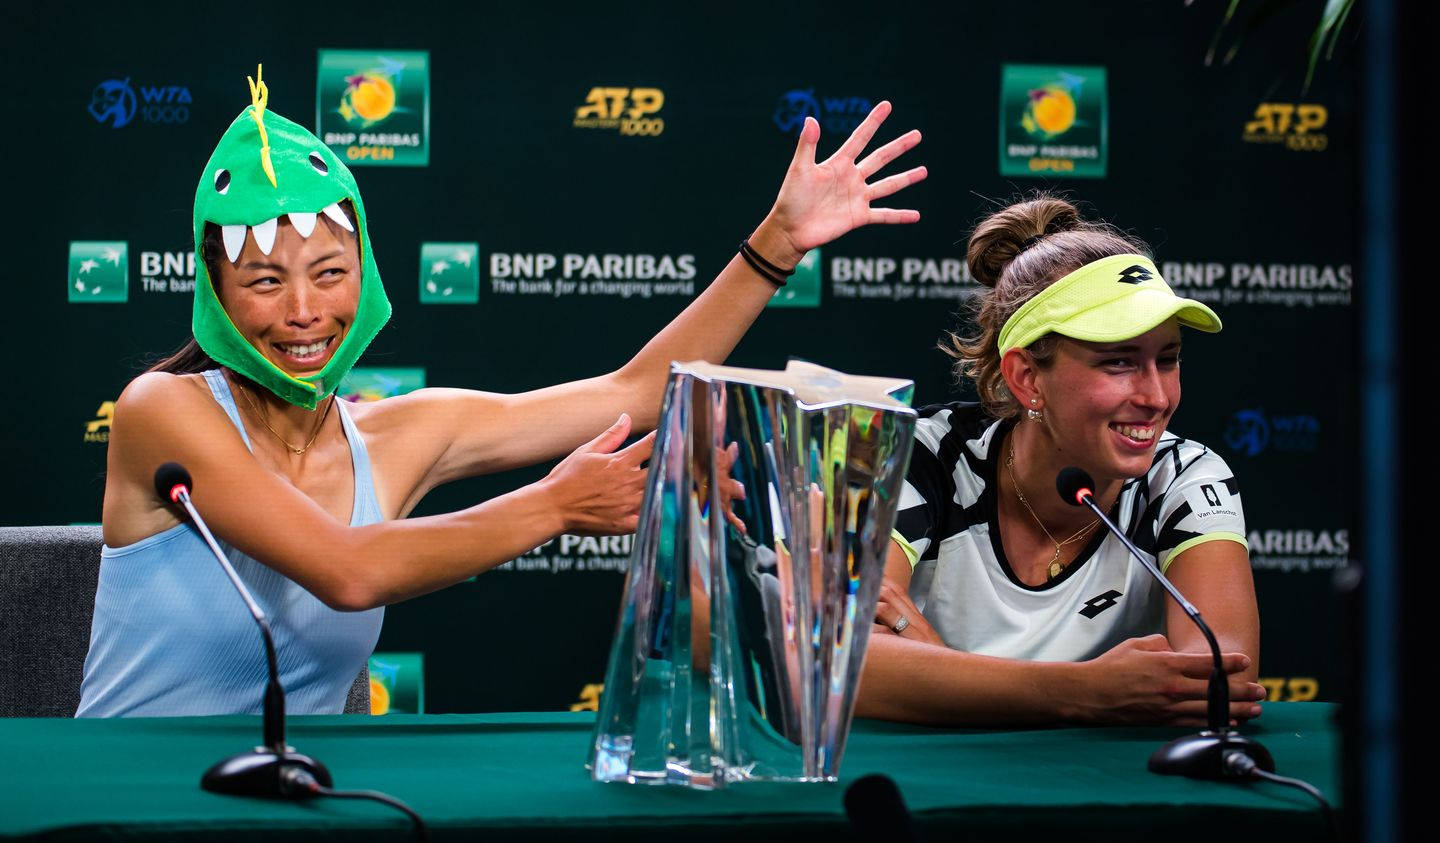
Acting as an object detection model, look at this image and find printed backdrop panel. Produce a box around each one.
[3,0,1356,712]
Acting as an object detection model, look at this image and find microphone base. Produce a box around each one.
[201,748,333,798]
[1148,730,1276,780]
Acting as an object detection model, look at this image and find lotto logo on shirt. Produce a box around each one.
[68,242,128,303]
[573,87,665,136]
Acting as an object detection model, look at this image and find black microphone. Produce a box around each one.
[1056,466,1275,780]
[844,774,922,843]
[153,461,332,798]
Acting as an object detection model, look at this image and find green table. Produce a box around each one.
[0,704,1338,841]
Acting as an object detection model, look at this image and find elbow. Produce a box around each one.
[305,540,390,612]
[319,583,386,613]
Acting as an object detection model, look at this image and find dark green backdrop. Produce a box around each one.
[2,0,1356,712]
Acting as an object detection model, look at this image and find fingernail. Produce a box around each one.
[1250,705,1262,716]
[1241,656,1251,668]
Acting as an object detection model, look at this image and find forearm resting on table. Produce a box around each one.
[302,481,566,612]
[856,634,1084,726]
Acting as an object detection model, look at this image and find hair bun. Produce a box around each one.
[966,195,1082,288]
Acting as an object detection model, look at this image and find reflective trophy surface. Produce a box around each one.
[589,360,917,787]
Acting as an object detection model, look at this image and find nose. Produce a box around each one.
[1134,364,1170,414]
[285,280,321,328]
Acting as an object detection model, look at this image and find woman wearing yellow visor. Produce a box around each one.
[858,195,1265,726]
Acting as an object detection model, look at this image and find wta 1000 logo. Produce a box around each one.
[87,78,192,128]
[573,87,664,136]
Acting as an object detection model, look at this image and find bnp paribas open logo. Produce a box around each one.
[338,368,426,403]
[766,248,821,309]
[999,65,1107,179]
[368,652,424,715]
[68,241,128,303]
[419,243,479,303]
[316,50,429,166]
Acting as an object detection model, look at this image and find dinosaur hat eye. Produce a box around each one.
[214,169,230,194]
[308,152,328,175]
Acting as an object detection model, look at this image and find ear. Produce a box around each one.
[1000,348,1044,411]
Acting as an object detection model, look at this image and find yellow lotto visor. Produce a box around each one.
[997,254,1222,353]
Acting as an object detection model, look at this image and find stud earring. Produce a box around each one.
[1026,398,1043,422]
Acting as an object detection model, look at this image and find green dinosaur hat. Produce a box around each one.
[192,67,390,409]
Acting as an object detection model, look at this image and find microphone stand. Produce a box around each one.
[158,465,333,797]
[1060,471,1275,780]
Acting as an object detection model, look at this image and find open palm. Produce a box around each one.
[768,101,926,256]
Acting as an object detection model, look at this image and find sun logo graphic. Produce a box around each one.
[338,368,426,403]
[367,652,424,715]
[419,242,480,304]
[1021,74,1084,139]
[336,57,408,128]
[68,242,128,303]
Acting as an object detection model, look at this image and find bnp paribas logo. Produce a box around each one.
[766,248,821,309]
[68,241,128,303]
[419,243,479,303]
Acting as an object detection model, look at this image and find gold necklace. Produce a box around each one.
[236,381,334,456]
[1006,443,1100,580]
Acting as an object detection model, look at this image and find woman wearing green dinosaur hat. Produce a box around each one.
[76,70,926,717]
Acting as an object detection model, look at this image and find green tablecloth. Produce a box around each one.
[0,704,1338,841]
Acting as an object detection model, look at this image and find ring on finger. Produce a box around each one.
[893,615,910,633]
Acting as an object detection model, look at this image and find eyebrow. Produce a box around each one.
[1089,341,1182,353]
[239,250,346,272]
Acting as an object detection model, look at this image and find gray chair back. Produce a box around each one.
[0,525,369,716]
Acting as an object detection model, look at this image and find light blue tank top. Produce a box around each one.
[77,370,385,717]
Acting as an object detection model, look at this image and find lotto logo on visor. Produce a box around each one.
[1117,264,1153,284]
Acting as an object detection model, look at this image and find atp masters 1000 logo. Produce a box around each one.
[573,87,665,136]
[999,65,1107,178]
[316,50,430,165]
[1242,103,1328,151]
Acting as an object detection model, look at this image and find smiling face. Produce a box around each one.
[213,215,360,378]
[1034,319,1183,483]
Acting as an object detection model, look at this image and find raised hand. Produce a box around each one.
[541,413,656,536]
[756,100,926,267]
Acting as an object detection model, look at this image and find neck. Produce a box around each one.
[227,370,334,449]
[1005,419,1122,530]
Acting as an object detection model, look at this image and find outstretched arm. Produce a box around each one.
[104,374,654,611]
[399,102,926,498]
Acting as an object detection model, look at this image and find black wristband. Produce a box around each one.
[738,239,793,288]
[739,247,787,287]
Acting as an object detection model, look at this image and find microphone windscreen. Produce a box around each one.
[844,774,917,839]
[153,462,193,503]
[1056,466,1094,506]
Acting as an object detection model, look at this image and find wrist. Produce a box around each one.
[1045,661,1093,724]
[529,476,572,538]
[749,215,806,271]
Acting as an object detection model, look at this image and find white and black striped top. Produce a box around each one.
[895,402,1247,662]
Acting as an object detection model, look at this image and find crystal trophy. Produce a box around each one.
[588,360,917,787]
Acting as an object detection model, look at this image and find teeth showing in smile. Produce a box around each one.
[1113,424,1155,442]
[217,205,351,263]
[278,340,328,357]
